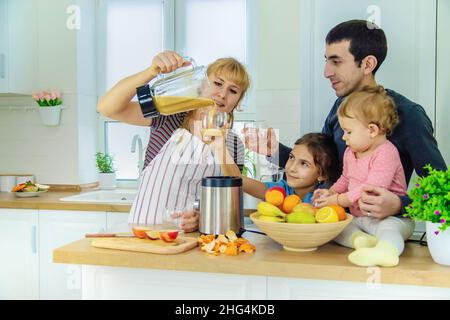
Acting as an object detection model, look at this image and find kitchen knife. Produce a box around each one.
[85,232,135,238]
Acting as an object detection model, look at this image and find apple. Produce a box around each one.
[292,203,316,216]
[286,211,316,224]
[132,226,152,239]
[145,230,160,240]
[268,186,286,198]
[159,230,179,242]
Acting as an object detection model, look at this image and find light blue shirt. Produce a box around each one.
[264,180,314,204]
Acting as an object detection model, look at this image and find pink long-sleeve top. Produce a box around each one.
[331,140,407,217]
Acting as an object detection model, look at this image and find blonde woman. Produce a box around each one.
[97,51,250,232]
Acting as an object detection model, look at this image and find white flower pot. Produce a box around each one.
[98,172,116,190]
[39,105,62,126]
[426,221,450,266]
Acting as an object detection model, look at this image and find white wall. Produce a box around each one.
[299,0,437,135]
[436,0,450,165]
[0,0,446,185]
[0,0,98,184]
[76,0,98,184]
[236,0,301,148]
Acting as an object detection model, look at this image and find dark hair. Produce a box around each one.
[294,133,340,183]
[326,20,387,75]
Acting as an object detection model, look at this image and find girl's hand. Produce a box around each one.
[312,189,332,202]
[151,51,191,74]
[314,194,338,208]
[180,210,199,233]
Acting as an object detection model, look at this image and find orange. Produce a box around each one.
[282,194,301,213]
[315,207,339,223]
[265,190,284,206]
[328,204,347,221]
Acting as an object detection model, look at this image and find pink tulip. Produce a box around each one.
[54,90,61,99]
[32,92,40,101]
[50,92,57,100]
[44,94,52,101]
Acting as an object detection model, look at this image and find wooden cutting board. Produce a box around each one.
[91,236,198,254]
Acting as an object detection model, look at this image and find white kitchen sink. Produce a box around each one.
[60,189,137,204]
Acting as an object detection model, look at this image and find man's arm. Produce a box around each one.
[394,105,447,214]
[359,104,447,217]
[405,104,447,175]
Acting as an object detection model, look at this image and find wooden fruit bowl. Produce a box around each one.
[250,212,353,252]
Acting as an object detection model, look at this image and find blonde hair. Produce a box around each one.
[338,86,399,135]
[182,57,250,131]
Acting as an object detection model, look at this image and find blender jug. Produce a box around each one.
[136,58,214,118]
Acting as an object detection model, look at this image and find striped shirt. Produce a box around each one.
[144,113,245,171]
[129,129,224,225]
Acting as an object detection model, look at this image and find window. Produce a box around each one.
[98,0,248,180]
[98,0,164,95]
[175,0,246,66]
[105,121,150,180]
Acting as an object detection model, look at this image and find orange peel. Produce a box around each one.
[197,230,256,256]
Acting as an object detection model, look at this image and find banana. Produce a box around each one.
[257,201,286,218]
[258,215,285,223]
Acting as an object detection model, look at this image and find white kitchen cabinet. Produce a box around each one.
[82,266,267,300]
[38,210,106,300]
[0,0,37,95]
[0,209,39,300]
[267,276,450,300]
[106,212,130,233]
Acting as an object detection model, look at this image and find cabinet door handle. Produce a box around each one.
[0,53,5,79]
[31,225,37,254]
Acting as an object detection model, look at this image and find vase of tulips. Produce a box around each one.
[32,90,63,126]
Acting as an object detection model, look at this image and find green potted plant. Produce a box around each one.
[242,148,257,179]
[405,164,450,266]
[96,152,116,190]
[32,90,63,126]
[243,148,260,210]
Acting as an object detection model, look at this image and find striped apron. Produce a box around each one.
[128,128,223,226]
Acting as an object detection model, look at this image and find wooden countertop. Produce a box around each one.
[0,191,256,215]
[53,232,450,288]
[0,191,131,212]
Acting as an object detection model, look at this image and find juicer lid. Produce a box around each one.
[201,176,242,188]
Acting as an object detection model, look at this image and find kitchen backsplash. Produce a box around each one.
[0,94,98,185]
[236,88,302,148]
[0,89,302,185]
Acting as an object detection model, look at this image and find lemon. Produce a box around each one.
[315,207,339,223]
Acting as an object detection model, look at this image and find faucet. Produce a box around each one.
[131,134,144,180]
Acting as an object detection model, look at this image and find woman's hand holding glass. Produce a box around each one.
[198,107,230,142]
[163,206,199,233]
